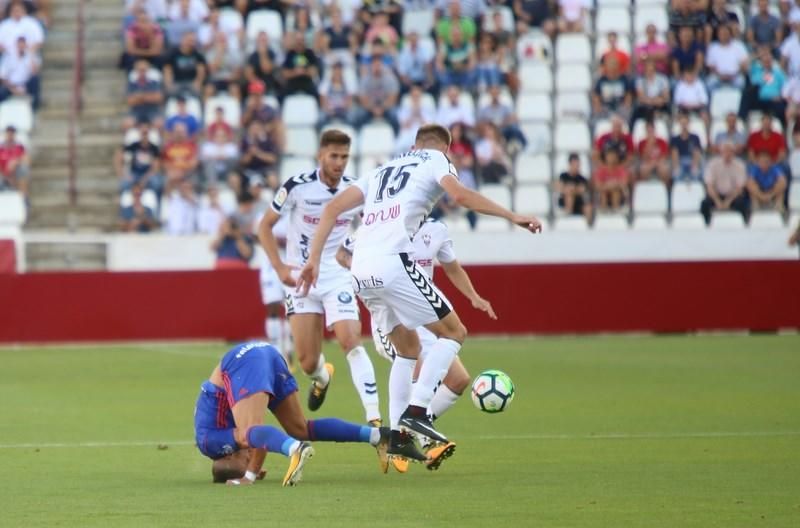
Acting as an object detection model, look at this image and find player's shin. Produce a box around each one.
[389,356,416,429]
[408,338,461,411]
[346,345,381,423]
[247,426,301,457]
[306,418,381,445]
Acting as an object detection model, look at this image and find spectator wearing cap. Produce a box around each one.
[0,1,44,54]
[245,32,280,96]
[200,128,239,186]
[396,30,436,94]
[164,178,198,235]
[436,1,477,45]
[593,148,629,212]
[634,24,670,76]
[636,120,671,185]
[671,26,704,79]
[241,81,278,127]
[592,55,633,121]
[700,141,749,224]
[600,32,631,75]
[163,31,206,98]
[204,32,245,100]
[712,112,746,156]
[121,7,164,70]
[356,52,399,131]
[631,58,670,125]
[119,182,158,233]
[240,120,280,183]
[282,31,320,99]
[162,122,199,193]
[0,36,41,109]
[164,95,200,141]
[670,111,704,181]
[513,0,556,40]
[593,115,635,170]
[198,5,244,53]
[318,62,358,128]
[436,85,476,129]
[747,113,787,167]
[212,215,255,269]
[557,153,592,221]
[748,0,782,50]
[477,84,527,153]
[395,84,436,153]
[115,121,162,193]
[475,34,503,91]
[747,151,788,213]
[742,46,788,129]
[557,0,589,34]
[0,125,29,198]
[706,0,741,42]
[124,59,164,130]
[705,23,749,91]
[436,24,477,89]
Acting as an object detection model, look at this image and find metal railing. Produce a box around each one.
[68,0,87,207]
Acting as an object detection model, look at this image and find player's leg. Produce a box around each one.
[264,301,293,369]
[429,357,470,420]
[289,310,334,411]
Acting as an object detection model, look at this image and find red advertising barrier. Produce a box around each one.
[0,240,16,274]
[1,261,798,343]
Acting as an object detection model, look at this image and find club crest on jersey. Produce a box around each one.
[337,291,352,303]
[221,444,234,456]
[274,188,288,207]
[422,234,431,247]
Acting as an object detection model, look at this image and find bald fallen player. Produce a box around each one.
[194,341,390,486]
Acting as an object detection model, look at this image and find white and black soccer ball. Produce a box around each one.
[471,370,515,413]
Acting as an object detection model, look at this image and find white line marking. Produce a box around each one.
[2,431,799,449]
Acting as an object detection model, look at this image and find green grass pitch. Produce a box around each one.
[1,335,799,527]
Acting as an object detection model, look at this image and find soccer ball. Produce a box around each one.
[471,370,515,413]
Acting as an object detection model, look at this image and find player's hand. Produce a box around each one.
[296,260,319,297]
[471,296,497,320]
[277,263,298,287]
[512,214,543,234]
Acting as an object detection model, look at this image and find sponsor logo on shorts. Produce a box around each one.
[338,291,353,303]
[353,276,384,293]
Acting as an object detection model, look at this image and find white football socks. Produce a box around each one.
[428,384,460,420]
[389,356,416,429]
[409,338,460,409]
[309,354,331,387]
[265,317,294,364]
[346,345,381,422]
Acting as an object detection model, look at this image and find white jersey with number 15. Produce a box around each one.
[353,149,458,257]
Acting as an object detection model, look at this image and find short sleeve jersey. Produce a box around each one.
[271,169,359,282]
[353,149,458,257]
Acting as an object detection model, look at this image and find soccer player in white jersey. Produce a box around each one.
[297,124,541,462]
[258,130,383,434]
[337,217,496,471]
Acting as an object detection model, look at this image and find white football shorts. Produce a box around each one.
[260,264,285,305]
[284,271,359,328]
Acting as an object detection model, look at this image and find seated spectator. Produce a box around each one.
[167,0,207,24]
[632,58,670,124]
[240,120,280,183]
[475,34,503,92]
[747,113,787,166]
[121,7,164,70]
[164,95,200,141]
[355,53,399,131]
[288,6,319,51]
[119,183,158,233]
[396,30,436,94]
[670,112,704,181]
[700,140,749,224]
[282,31,320,99]
[742,45,788,129]
[241,82,280,128]
[0,1,44,55]
[634,24,670,76]
[781,14,800,79]
[358,40,395,74]
[318,7,357,64]
[212,216,255,269]
[784,76,800,131]
[636,120,671,185]
[485,11,519,95]
[115,121,161,192]
[593,115,635,168]
[436,25,477,90]
[123,0,167,22]
[204,32,244,100]
[433,122,478,228]
[318,61,357,128]
[513,0,556,39]
[705,23,748,91]
[164,178,198,235]
[198,6,244,52]
[668,0,708,31]
[593,149,628,211]
[164,0,202,47]
[671,26,704,78]
[201,128,238,186]
[673,69,709,126]
[712,112,746,156]
[245,32,280,96]
[162,122,199,193]
[394,84,436,153]
[436,85,475,129]
[591,55,633,120]
[748,0,782,50]
[600,32,630,75]
[163,32,206,98]
[124,59,164,130]
[0,125,29,197]
[706,0,741,42]
[207,106,234,141]
[557,152,592,221]
[747,151,788,213]
[477,84,527,153]
[0,36,41,109]
[364,10,399,51]
[436,0,477,45]
[197,184,228,235]
[557,0,588,34]
[475,122,511,184]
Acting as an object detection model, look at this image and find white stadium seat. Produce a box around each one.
[710,88,742,120]
[593,214,629,230]
[285,127,318,157]
[791,151,800,179]
[632,215,668,230]
[671,214,706,229]
[556,64,592,93]
[0,98,33,133]
[555,34,591,64]
[483,6,515,33]
[477,87,514,110]
[521,122,552,153]
[204,95,240,129]
[553,215,589,231]
[597,0,631,6]
[593,118,614,139]
[632,118,669,144]
[219,8,244,33]
[358,156,385,180]
[555,121,591,153]
[358,122,395,157]
[517,30,553,63]
[280,156,315,182]
[635,6,669,35]
[120,188,158,211]
[788,184,800,210]
[0,191,26,226]
[515,153,552,184]
[748,112,783,134]
[555,92,591,120]
[165,95,202,121]
[480,184,512,210]
[749,211,784,229]
[246,9,282,46]
[710,211,746,230]
[282,95,319,127]
[518,62,553,94]
[476,216,511,232]
[596,7,632,35]
[517,93,552,122]
[402,9,435,36]
[514,185,551,216]
[399,92,437,113]
[443,214,472,233]
[671,181,706,214]
[634,181,669,215]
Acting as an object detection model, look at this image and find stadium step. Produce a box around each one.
[25,241,107,271]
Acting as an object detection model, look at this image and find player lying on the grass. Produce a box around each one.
[258,129,382,427]
[194,341,390,486]
[336,218,496,472]
[297,124,541,463]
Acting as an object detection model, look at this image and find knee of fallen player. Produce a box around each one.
[444,359,472,395]
[211,451,249,483]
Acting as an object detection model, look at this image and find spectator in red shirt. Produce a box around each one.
[0,125,28,197]
[121,6,164,70]
[747,112,787,165]
[593,115,635,168]
[162,121,199,193]
[206,105,234,142]
[594,148,629,211]
[636,120,670,185]
[600,32,630,74]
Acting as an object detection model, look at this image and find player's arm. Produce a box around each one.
[439,175,542,233]
[297,186,365,295]
[440,259,497,320]
[258,208,296,287]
